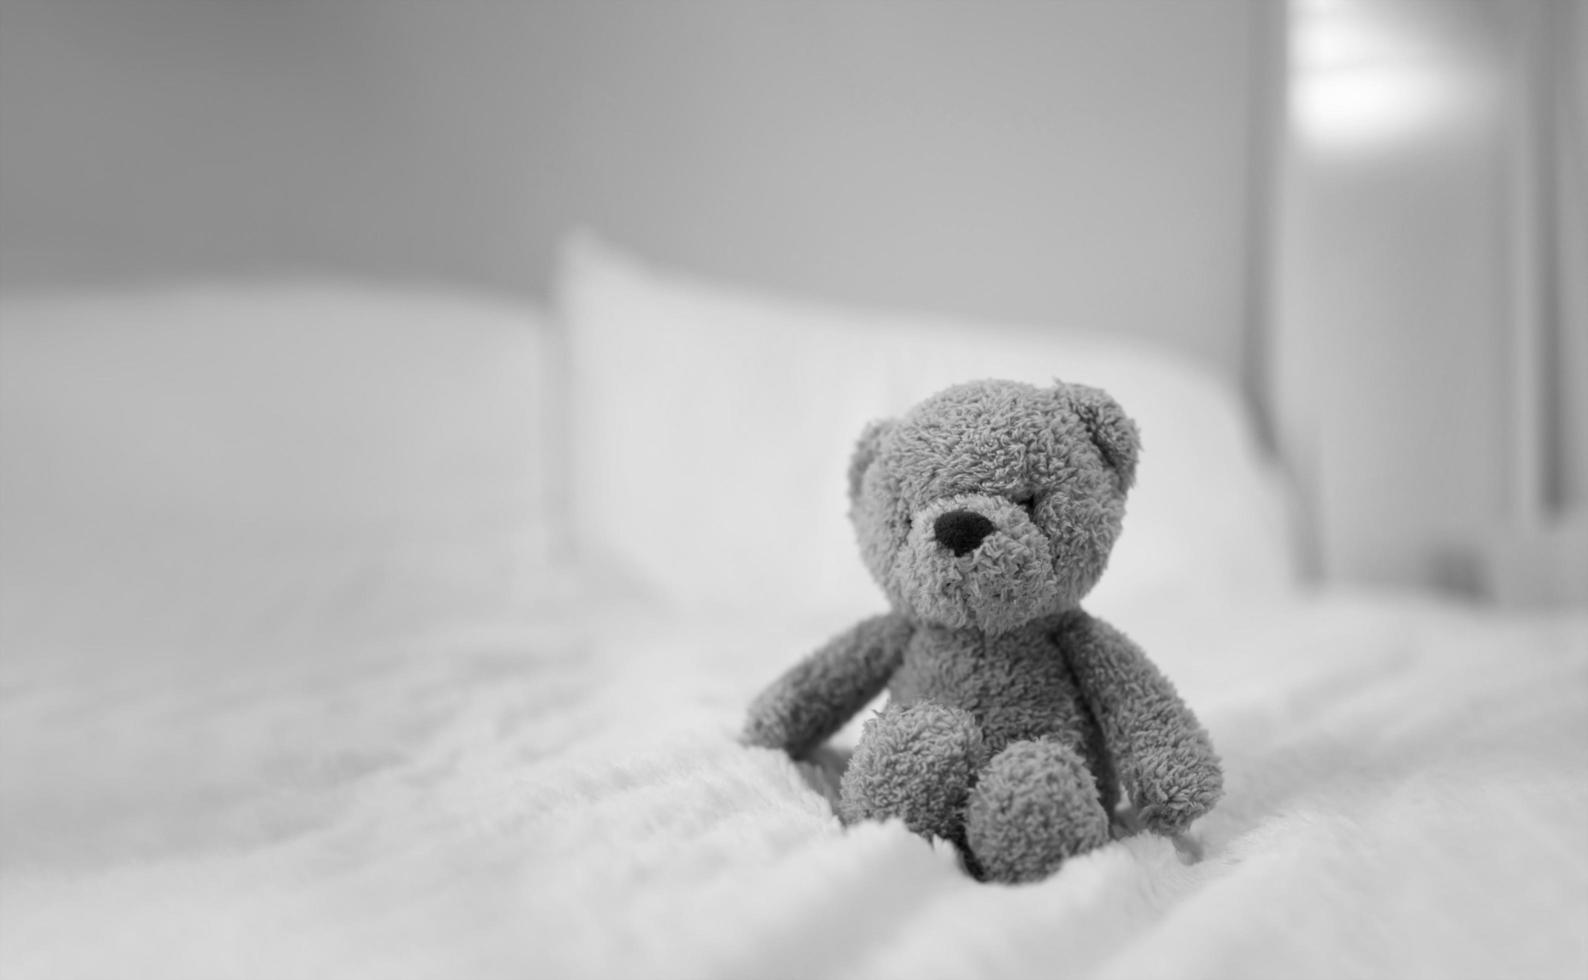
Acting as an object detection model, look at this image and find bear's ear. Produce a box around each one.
[848,419,895,502]
[1067,384,1139,491]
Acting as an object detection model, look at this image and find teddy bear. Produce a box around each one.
[742,378,1223,883]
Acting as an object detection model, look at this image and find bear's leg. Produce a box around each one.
[838,701,986,841]
[965,739,1111,883]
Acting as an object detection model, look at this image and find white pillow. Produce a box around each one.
[0,283,556,653]
[559,234,1300,619]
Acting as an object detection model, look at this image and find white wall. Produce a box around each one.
[0,0,1263,380]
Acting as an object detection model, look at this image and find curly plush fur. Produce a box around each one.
[744,379,1222,884]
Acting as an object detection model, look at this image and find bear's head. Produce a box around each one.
[848,379,1139,634]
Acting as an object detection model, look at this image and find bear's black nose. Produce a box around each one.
[933,510,995,557]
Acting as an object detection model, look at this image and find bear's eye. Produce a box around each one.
[1013,494,1038,517]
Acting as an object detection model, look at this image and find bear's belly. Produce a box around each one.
[888,622,1098,758]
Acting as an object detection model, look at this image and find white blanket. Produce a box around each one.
[2,591,1586,980]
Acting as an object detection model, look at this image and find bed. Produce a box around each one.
[2,239,1584,979]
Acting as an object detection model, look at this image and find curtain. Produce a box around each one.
[1270,0,1586,603]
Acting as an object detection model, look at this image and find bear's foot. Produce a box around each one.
[965,739,1110,884]
[838,701,986,841]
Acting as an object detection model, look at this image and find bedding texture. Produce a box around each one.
[2,594,1584,979]
[2,265,1585,979]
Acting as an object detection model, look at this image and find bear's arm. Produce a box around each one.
[741,612,913,758]
[1057,610,1223,835]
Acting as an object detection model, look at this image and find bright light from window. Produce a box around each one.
[1290,0,1489,152]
